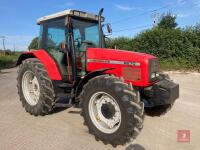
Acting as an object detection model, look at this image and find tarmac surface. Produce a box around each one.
[0,68,199,150]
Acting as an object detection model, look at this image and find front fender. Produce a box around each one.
[17,50,62,80]
[75,68,113,98]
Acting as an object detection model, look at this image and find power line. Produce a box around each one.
[110,0,200,34]
[107,0,196,35]
[112,24,153,33]
[111,0,187,25]
[111,5,170,25]
[152,11,159,27]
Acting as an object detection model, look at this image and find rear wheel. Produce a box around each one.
[17,58,56,116]
[22,71,40,106]
[80,75,145,147]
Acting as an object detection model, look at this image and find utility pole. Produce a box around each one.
[152,10,159,27]
[0,36,6,50]
[0,36,6,56]
[13,43,16,52]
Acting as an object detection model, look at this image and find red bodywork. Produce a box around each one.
[19,50,62,80]
[19,48,157,87]
[87,48,157,87]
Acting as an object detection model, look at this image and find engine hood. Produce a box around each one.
[87,48,156,62]
[86,48,158,87]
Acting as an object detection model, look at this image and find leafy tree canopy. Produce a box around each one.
[158,12,178,29]
[28,37,38,50]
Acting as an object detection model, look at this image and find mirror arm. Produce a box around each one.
[98,8,104,48]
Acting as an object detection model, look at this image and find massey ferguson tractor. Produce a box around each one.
[16,9,179,146]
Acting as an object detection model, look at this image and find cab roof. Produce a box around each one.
[37,9,104,25]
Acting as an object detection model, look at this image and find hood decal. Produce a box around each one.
[87,59,141,66]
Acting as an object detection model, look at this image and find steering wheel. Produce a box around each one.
[81,40,96,48]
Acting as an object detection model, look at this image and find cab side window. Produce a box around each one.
[44,18,69,76]
[45,18,66,51]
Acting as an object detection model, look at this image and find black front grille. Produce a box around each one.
[148,58,160,82]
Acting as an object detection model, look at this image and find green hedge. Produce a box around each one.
[110,25,200,71]
[0,54,19,70]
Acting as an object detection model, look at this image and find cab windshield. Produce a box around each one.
[72,18,101,50]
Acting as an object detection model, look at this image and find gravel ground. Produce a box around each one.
[0,68,199,150]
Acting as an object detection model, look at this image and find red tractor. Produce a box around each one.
[17,9,179,146]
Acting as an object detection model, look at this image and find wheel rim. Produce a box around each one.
[89,92,121,134]
[22,71,40,106]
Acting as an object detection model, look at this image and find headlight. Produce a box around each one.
[151,72,159,79]
[149,59,160,82]
[151,73,156,78]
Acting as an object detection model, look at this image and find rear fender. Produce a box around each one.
[17,50,62,80]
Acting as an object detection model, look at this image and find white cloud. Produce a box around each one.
[64,2,74,6]
[177,13,189,18]
[59,2,75,8]
[115,4,142,11]
[177,0,186,5]
[194,1,200,8]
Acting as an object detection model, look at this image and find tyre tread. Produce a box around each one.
[17,58,56,116]
[80,74,145,147]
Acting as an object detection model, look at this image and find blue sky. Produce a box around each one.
[0,0,200,51]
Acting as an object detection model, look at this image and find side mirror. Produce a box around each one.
[106,23,112,34]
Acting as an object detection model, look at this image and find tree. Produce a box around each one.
[28,37,38,50]
[158,13,178,29]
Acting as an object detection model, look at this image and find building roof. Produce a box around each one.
[37,9,104,24]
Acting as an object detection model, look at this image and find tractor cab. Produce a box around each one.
[37,9,107,80]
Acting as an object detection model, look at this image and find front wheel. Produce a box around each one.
[80,75,145,147]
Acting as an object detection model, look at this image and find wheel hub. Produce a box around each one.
[22,71,40,106]
[89,92,121,134]
[101,102,115,119]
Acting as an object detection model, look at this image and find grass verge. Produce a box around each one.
[160,58,200,72]
[0,54,19,70]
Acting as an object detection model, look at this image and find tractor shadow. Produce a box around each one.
[68,110,81,114]
[125,144,145,150]
[144,105,170,117]
[51,107,68,114]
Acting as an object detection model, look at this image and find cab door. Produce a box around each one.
[42,18,71,80]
